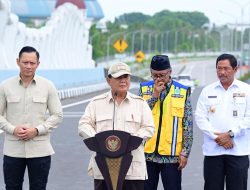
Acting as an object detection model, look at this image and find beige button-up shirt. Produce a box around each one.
[78,91,155,180]
[0,75,63,158]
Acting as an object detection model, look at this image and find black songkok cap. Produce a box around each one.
[150,55,171,71]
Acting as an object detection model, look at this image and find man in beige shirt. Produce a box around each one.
[0,46,63,190]
[78,62,155,190]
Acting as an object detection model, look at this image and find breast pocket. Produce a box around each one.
[171,98,185,118]
[7,96,20,103]
[6,95,21,114]
[32,96,47,114]
[125,114,141,134]
[33,96,47,104]
[234,97,246,117]
[96,114,113,132]
[205,98,221,114]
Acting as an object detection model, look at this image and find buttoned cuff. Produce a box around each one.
[233,128,245,138]
[181,150,189,158]
[36,125,47,135]
[209,131,218,140]
[7,124,16,135]
[151,96,158,102]
[79,130,96,139]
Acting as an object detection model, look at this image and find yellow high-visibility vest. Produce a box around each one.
[140,80,188,156]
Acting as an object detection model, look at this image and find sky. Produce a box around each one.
[98,0,250,27]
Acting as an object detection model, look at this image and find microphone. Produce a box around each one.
[112,92,117,130]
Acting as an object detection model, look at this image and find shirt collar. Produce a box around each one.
[214,78,238,89]
[165,79,172,90]
[18,74,37,85]
[107,90,131,103]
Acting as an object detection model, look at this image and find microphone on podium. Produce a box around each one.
[112,92,117,130]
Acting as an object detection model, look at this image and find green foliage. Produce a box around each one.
[175,11,209,28]
[115,13,151,25]
[90,9,222,60]
[239,71,250,82]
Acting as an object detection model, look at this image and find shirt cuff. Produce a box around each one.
[151,96,158,102]
[208,131,218,140]
[233,128,245,138]
[8,124,16,135]
[180,150,189,158]
[36,125,47,135]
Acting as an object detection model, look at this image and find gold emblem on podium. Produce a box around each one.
[105,135,121,152]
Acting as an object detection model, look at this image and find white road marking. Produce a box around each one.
[63,112,83,118]
[62,98,92,109]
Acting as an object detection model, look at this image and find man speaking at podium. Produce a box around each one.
[78,62,155,190]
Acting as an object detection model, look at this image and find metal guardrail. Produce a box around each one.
[56,73,146,100]
[57,83,109,100]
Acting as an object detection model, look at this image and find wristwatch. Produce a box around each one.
[228,130,234,138]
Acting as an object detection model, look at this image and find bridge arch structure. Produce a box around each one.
[0,0,96,69]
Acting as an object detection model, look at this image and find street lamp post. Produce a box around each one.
[148,32,152,54]
[165,31,169,53]
[240,6,244,57]
[143,30,154,54]
[219,10,238,52]
[140,32,145,52]
[124,30,141,56]
[161,33,164,53]
[125,29,159,55]
[230,0,250,61]
[204,30,208,52]
[154,34,158,52]
[174,31,178,54]
[126,29,152,55]
[192,33,199,53]
[131,31,139,55]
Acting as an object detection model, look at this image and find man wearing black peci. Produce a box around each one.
[139,55,193,190]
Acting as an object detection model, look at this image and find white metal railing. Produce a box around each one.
[57,82,109,100]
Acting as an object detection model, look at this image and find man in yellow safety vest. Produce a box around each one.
[139,55,193,190]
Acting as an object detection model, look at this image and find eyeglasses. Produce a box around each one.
[151,70,171,80]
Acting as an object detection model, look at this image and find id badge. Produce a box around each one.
[233,110,237,117]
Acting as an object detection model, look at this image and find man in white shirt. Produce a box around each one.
[195,53,250,190]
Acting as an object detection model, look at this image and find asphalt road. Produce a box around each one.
[0,59,249,189]
[0,86,206,190]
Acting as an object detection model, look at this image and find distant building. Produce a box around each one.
[10,0,104,24]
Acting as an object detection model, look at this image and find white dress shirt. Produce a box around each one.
[195,79,250,156]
